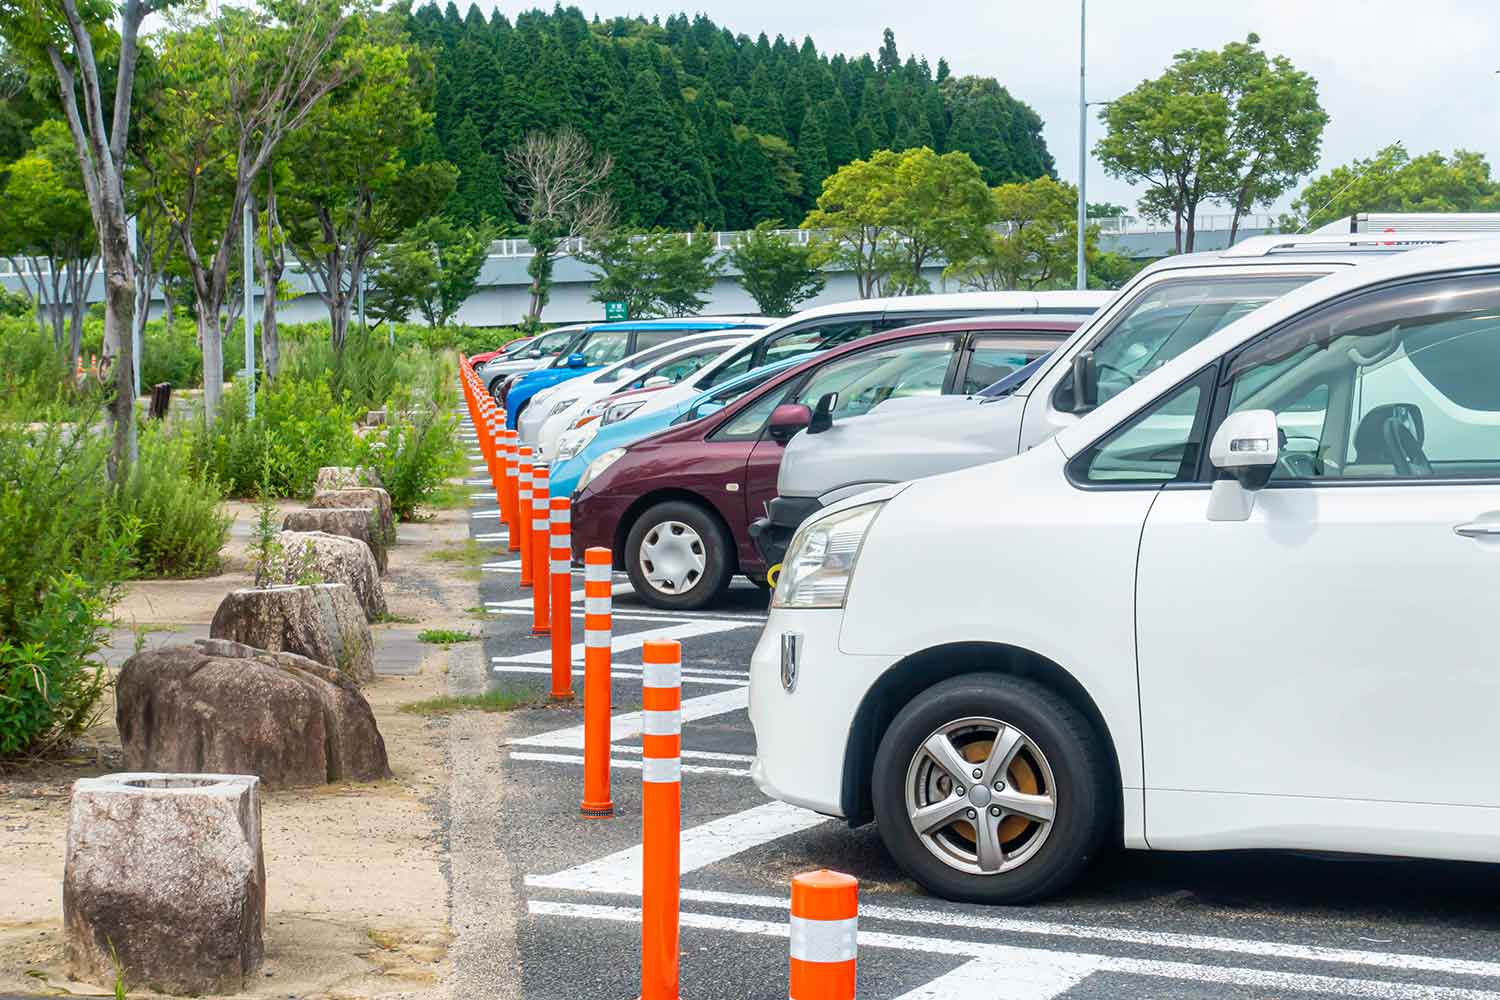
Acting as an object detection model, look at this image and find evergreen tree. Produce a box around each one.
[611,67,710,227]
[736,135,793,225]
[796,109,831,213]
[877,28,900,74]
[821,95,858,166]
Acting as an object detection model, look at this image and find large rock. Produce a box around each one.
[315,465,384,492]
[65,773,264,994]
[210,584,375,683]
[116,638,391,788]
[312,486,394,547]
[282,507,387,573]
[268,530,387,621]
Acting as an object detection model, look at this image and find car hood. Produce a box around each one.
[777,394,1025,501]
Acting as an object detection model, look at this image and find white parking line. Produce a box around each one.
[491,663,747,688]
[510,751,750,778]
[526,900,1500,1000]
[512,685,749,750]
[526,800,825,894]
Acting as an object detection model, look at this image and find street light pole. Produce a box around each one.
[1076,0,1087,291]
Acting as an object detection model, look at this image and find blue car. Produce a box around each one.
[503,319,765,429]
[550,355,810,499]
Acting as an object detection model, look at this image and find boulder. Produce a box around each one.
[65,772,264,994]
[312,486,395,547]
[268,530,387,621]
[116,638,391,788]
[210,584,375,683]
[282,507,387,573]
[315,465,384,492]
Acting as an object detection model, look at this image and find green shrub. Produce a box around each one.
[359,389,464,520]
[193,375,361,498]
[282,328,444,414]
[0,411,137,759]
[0,317,95,412]
[117,424,232,577]
[0,286,31,318]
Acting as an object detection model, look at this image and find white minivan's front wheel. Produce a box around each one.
[872,674,1112,904]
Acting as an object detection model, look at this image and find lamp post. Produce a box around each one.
[1076,0,1087,291]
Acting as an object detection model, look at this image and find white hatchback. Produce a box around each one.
[749,239,1500,904]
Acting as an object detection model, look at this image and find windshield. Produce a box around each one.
[1053,273,1323,408]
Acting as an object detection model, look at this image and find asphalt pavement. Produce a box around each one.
[460,426,1500,1000]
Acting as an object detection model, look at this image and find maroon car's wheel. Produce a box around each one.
[624,501,735,610]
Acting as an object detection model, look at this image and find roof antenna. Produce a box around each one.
[1296,141,1404,234]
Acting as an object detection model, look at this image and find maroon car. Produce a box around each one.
[569,316,1084,610]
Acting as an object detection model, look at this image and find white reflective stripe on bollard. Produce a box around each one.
[642,661,681,688]
[788,916,859,963]
[640,757,681,784]
[641,710,681,736]
[585,596,611,614]
[584,631,611,648]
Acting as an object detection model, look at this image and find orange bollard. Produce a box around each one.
[530,467,551,635]
[580,547,613,817]
[517,449,533,587]
[548,498,574,701]
[640,639,681,1000]
[786,869,858,1000]
[789,871,858,1000]
[503,430,521,552]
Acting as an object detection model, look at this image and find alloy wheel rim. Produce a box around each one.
[639,520,707,594]
[904,716,1057,876]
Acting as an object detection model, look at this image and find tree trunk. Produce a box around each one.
[330,298,349,351]
[260,262,280,380]
[200,309,225,426]
[1184,209,1197,254]
[100,220,137,479]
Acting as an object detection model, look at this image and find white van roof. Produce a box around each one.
[787,289,1112,321]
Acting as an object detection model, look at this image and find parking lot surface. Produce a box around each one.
[463,460,1500,1000]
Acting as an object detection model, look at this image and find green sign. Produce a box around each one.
[604,301,628,321]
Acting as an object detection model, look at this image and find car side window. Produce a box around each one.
[709,384,793,441]
[577,330,631,366]
[791,338,960,419]
[1076,369,1214,485]
[760,318,880,366]
[632,329,683,352]
[1224,273,1500,482]
[640,348,721,386]
[962,337,1054,394]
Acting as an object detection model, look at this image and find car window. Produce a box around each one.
[594,339,688,383]
[1225,273,1500,481]
[636,346,725,387]
[962,336,1056,394]
[574,330,631,366]
[791,338,959,419]
[1055,274,1321,411]
[538,330,576,353]
[1077,369,1214,484]
[701,318,881,389]
[676,367,794,425]
[709,383,792,440]
[633,328,685,352]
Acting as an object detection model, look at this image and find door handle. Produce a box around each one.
[1453,521,1500,538]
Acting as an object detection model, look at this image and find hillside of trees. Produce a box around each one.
[406,6,1055,231]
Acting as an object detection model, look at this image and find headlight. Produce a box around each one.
[547,397,579,419]
[581,399,610,417]
[771,502,884,610]
[554,424,599,461]
[602,399,647,426]
[576,447,625,492]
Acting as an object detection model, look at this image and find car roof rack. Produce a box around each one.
[1219,231,1490,258]
[1311,212,1500,234]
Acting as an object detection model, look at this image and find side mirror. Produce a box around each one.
[642,375,671,389]
[1208,409,1278,521]
[808,392,839,434]
[767,403,813,444]
[566,352,587,368]
[1070,351,1098,413]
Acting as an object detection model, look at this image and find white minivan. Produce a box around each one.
[749,239,1500,903]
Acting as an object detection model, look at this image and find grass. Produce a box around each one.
[429,539,486,565]
[417,628,477,644]
[399,688,532,715]
[457,568,483,582]
[373,611,420,624]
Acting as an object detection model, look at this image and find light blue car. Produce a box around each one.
[550,355,810,498]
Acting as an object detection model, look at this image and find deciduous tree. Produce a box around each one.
[727,220,825,316]
[947,176,1093,291]
[1285,144,1500,231]
[1095,34,1326,252]
[580,228,722,318]
[506,126,615,328]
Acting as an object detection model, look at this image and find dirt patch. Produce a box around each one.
[1,494,489,999]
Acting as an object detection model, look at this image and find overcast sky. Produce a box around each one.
[483,0,1500,218]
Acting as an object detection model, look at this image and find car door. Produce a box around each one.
[740,336,963,569]
[1134,272,1500,857]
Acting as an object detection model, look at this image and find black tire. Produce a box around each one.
[623,500,735,611]
[871,673,1113,904]
[488,377,506,405]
